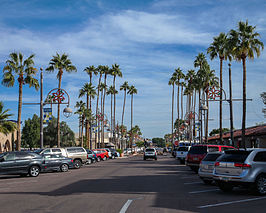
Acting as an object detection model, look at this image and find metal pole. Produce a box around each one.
[229,63,234,145]
[40,68,44,149]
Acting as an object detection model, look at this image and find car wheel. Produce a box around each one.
[255,175,266,195]
[218,182,233,192]
[103,156,107,161]
[203,179,212,185]
[60,163,69,172]
[155,157,157,161]
[144,157,146,160]
[29,166,40,177]
[112,155,115,159]
[74,159,82,169]
[87,159,92,165]
[97,157,101,162]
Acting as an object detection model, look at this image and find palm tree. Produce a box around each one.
[84,65,97,85]
[46,53,77,147]
[229,20,264,147]
[75,101,85,146]
[207,33,228,144]
[78,83,97,148]
[127,85,137,149]
[168,76,176,146]
[0,101,17,135]
[120,81,130,127]
[180,82,186,120]
[174,68,185,141]
[2,52,39,151]
[98,82,107,147]
[110,64,122,146]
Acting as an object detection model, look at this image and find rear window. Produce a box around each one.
[189,146,207,154]
[202,153,222,162]
[178,147,189,151]
[66,148,76,153]
[217,150,252,163]
[146,149,155,152]
[208,146,219,152]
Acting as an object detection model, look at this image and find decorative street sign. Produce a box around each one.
[43,108,52,124]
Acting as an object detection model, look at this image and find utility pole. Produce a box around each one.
[40,68,44,149]
[228,63,234,145]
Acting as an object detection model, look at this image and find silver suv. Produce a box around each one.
[176,146,191,164]
[40,147,87,169]
[144,148,157,160]
[213,148,266,195]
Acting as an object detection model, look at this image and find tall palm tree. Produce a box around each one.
[46,53,77,147]
[84,65,97,85]
[207,33,228,144]
[120,81,130,127]
[180,82,186,120]
[75,101,85,146]
[174,68,185,141]
[110,64,122,146]
[229,20,264,147]
[78,83,97,148]
[0,101,17,135]
[168,76,176,146]
[2,52,39,150]
[98,82,107,147]
[127,85,137,149]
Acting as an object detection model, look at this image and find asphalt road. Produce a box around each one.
[0,154,265,213]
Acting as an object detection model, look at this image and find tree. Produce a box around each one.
[0,101,17,135]
[110,64,122,147]
[168,75,177,146]
[43,116,75,148]
[84,65,97,85]
[120,81,130,128]
[127,85,138,149]
[98,82,107,147]
[230,21,264,147]
[207,33,228,144]
[46,53,77,148]
[21,114,40,150]
[261,92,266,117]
[75,101,85,146]
[209,128,230,136]
[2,52,39,150]
[152,138,165,147]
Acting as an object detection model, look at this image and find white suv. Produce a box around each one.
[144,148,157,160]
[176,146,191,164]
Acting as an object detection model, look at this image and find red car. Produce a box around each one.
[92,149,109,161]
[185,144,235,172]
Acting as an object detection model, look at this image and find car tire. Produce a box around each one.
[144,157,146,160]
[60,163,69,172]
[74,159,82,169]
[103,156,107,161]
[97,157,101,162]
[155,157,157,161]
[29,165,40,177]
[255,175,266,195]
[87,159,92,165]
[218,182,233,192]
[203,179,212,185]
[112,155,115,159]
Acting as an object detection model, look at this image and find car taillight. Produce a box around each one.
[71,160,73,162]
[234,163,251,168]
[214,162,220,167]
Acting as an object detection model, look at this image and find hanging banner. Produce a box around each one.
[43,108,52,124]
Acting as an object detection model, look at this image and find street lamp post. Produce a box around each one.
[199,104,208,144]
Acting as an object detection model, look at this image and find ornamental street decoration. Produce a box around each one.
[96,113,104,121]
[205,86,227,101]
[43,108,52,124]
[44,88,70,105]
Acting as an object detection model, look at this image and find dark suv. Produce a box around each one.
[0,152,44,177]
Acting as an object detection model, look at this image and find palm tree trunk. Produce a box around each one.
[81,118,84,147]
[242,57,247,148]
[193,89,196,142]
[86,93,89,148]
[122,90,126,126]
[205,90,209,144]
[102,74,107,148]
[199,89,202,143]
[177,81,180,141]
[57,71,62,148]
[101,89,104,148]
[110,93,113,146]
[131,94,134,149]
[219,58,223,144]
[96,74,102,148]
[171,84,175,147]
[181,85,183,120]
[228,63,234,145]
[17,80,23,151]
[113,76,116,148]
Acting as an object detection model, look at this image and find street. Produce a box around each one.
[0,154,265,213]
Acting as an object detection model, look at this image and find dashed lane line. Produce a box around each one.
[198,197,266,208]
[184,181,202,185]
[189,189,219,194]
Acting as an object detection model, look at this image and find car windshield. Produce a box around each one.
[217,150,252,163]
[189,146,207,154]
[178,147,189,151]
[202,153,222,161]
[146,149,155,152]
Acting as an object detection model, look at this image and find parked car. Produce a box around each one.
[85,149,97,164]
[109,148,119,157]
[172,147,178,158]
[198,152,223,184]
[42,154,74,172]
[176,146,191,164]
[213,148,266,195]
[92,149,109,161]
[0,152,44,177]
[144,148,157,160]
[40,147,87,169]
[104,148,113,159]
[186,144,235,173]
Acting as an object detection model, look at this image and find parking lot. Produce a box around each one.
[0,154,265,213]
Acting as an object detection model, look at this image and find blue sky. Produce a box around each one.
[0,0,265,138]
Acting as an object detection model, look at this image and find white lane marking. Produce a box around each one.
[189,189,219,194]
[198,197,266,208]
[119,199,133,213]
[184,181,202,185]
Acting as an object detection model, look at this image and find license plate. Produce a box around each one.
[193,157,199,161]
[220,177,229,181]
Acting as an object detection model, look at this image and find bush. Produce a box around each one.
[116,149,123,155]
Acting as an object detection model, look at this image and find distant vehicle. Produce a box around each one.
[186,144,235,173]
[92,149,109,161]
[176,146,191,164]
[85,149,97,164]
[104,148,113,159]
[198,152,223,184]
[42,154,74,172]
[213,148,266,195]
[40,147,87,169]
[144,148,157,160]
[0,152,44,177]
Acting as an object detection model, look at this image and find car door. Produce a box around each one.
[0,153,16,174]
[15,152,32,172]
